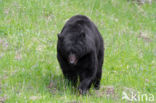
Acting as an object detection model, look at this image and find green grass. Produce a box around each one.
[0,0,156,102]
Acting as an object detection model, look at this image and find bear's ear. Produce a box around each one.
[58,33,63,40]
[80,31,85,38]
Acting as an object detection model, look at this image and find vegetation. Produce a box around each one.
[0,0,155,102]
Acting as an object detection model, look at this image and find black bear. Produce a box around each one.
[57,15,104,94]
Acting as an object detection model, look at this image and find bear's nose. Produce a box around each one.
[68,53,77,65]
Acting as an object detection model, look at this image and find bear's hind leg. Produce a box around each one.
[93,50,104,89]
[93,68,102,90]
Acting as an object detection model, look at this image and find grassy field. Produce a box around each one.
[0,0,156,102]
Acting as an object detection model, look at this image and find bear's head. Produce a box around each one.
[57,25,88,66]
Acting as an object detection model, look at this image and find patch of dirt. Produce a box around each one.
[36,45,45,52]
[47,80,57,94]
[128,0,152,4]
[0,96,6,103]
[95,86,115,97]
[138,32,152,42]
[3,8,10,15]
[15,52,22,60]
[67,101,82,103]
[145,79,149,83]
[104,86,115,96]
[29,96,41,101]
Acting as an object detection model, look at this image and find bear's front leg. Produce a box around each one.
[78,52,98,94]
[78,77,93,94]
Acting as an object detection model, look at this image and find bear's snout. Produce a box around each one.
[68,53,77,65]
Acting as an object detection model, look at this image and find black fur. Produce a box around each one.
[57,15,104,94]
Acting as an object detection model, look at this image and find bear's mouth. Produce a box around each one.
[68,53,78,65]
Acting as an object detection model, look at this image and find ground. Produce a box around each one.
[0,0,155,103]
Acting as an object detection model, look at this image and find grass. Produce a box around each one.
[0,0,156,102]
